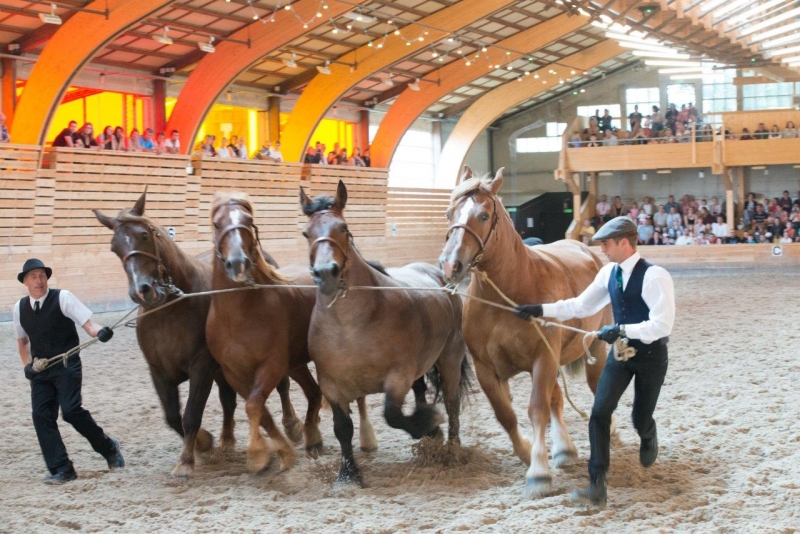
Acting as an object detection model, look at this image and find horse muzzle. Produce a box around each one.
[224,256,251,283]
[130,281,165,307]
[311,261,341,296]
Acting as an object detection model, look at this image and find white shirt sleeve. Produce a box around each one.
[58,290,92,328]
[541,263,613,321]
[12,300,27,339]
[624,266,675,344]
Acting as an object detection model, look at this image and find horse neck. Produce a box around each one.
[158,236,206,292]
[472,212,536,299]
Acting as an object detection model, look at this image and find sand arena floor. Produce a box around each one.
[1,271,799,533]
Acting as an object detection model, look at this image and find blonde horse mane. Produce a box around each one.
[449,172,513,228]
[210,191,289,283]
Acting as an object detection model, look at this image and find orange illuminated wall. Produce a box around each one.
[297,115,355,155]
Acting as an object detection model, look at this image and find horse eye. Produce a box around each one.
[480,213,490,222]
[302,231,309,238]
[141,232,148,240]
[213,222,219,230]
[340,224,348,233]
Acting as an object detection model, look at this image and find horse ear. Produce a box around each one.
[489,167,505,196]
[299,186,312,207]
[460,165,473,183]
[131,186,148,216]
[93,209,119,230]
[335,180,348,211]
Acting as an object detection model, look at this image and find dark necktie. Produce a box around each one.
[34,300,40,314]
[615,266,624,293]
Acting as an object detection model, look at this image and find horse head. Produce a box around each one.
[439,166,504,284]
[210,192,260,283]
[300,180,350,296]
[93,187,169,307]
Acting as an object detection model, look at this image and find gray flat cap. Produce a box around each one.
[593,216,637,242]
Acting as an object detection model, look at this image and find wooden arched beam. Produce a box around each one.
[434,40,625,187]
[369,13,587,168]
[166,0,367,153]
[280,0,518,163]
[10,0,172,146]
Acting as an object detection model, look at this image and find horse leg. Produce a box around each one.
[246,366,296,472]
[276,375,304,444]
[473,359,530,465]
[172,364,216,477]
[150,372,183,439]
[383,373,443,439]
[215,371,237,451]
[331,401,362,489]
[287,364,323,457]
[356,397,377,452]
[587,339,617,437]
[524,355,557,498]
[550,380,578,468]
[412,376,428,407]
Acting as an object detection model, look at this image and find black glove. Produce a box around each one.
[514,304,543,320]
[24,363,36,380]
[97,327,114,343]
[597,324,621,344]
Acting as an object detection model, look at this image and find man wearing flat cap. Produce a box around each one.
[514,216,675,507]
[13,258,124,484]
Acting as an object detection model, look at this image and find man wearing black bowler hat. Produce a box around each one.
[514,216,675,507]
[13,258,125,484]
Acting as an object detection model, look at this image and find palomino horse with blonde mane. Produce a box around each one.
[300,181,470,489]
[94,190,308,476]
[439,167,611,497]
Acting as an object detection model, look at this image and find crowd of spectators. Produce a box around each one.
[303,141,371,167]
[583,191,800,246]
[566,104,800,147]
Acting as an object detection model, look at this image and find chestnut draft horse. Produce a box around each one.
[206,192,330,472]
[439,167,611,498]
[94,190,307,476]
[300,181,470,489]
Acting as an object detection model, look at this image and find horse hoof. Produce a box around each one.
[195,429,214,453]
[553,450,578,468]
[283,419,304,444]
[523,476,552,498]
[332,474,363,492]
[425,427,445,441]
[277,449,298,471]
[217,437,237,452]
[246,448,271,473]
[305,441,323,459]
[359,428,378,453]
[171,462,194,478]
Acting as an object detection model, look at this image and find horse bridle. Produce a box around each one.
[213,204,265,263]
[119,223,181,297]
[307,210,351,270]
[445,194,500,268]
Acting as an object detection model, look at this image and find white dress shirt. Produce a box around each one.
[13,289,93,339]
[541,252,675,344]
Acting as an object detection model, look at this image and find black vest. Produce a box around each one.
[607,259,669,350]
[19,289,80,359]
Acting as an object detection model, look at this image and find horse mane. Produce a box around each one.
[449,173,493,203]
[301,194,337,216]
[210,191,289,283]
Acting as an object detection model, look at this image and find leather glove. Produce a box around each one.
[514,304,543,320]
[97,327,114,343]
[24,363,36,380]
[597,324,621,344]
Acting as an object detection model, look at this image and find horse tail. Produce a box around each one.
[563,354,587,378]
[426,353,474,404]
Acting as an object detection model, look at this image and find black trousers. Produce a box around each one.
[588,344,668,479]
[30,356,115,474]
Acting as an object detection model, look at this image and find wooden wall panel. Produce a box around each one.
[0,144,40,246]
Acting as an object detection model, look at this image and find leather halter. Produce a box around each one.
[307,210,351,270]
[212,203,264,263]
[445,194,500,267]
[120,224,168,281]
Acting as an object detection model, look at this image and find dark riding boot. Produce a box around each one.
[104,438,125,469]
[640,432,658,468]
[569,473,607,507]
[44,468,78,485]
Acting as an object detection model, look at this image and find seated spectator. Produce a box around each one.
[140,128,156,152]
[316,142,328,165]
[628,202,639,220]
[337,147,349,165]
[637,217,654,244]
[651,105,664,133]
[675,229,694,245]
[602,129,618,146]
[154,132,167,154]
[596,194,612,223]
[680,194,698,215]
[96,125,115,150]
[711,215,728,238]
[236,137,248,159]
[641,196,653,216]
[742,231,756,244]
[684,206,697,229]
[647,231,666,245]
[653,204,668,228]
[228,135,239,157]
[599,109,613,133]
[687,103,699,123]
[217,137,231,158]
[677,104,689,126]
[0,111,9,142]
[707,234,722,245]
[52,121,78,147]
[611,196,624,217]
[196,134,215,157]
[583,117,601,139]
[765,197,779,216]
[699,208,715,226]
[698,124,713,142]
[586,134,601,147]
[113,126,126,151]
[662,127,678,143]
[304,146,320,164]
[664,194,679,214]
[768,125,781,139]
[784,222,796,241]
[268,141,283,162]
[362,148,371,167]
[256,142,272,160]
[127,129,143,152]
[752,203,768,229]
[785,121,799,139]
[740,128,754,141]
[694,231,708,245]
[327,142,341,164]
[767,216,783,239]
[665,103,678,132]
[754,123,769,140]
[569,131,582,148]
[628,105,642,130]
[724,129,736,141]
[675,123,690,143]
[73,123,98,148]
[578,219,595,245]
[709,196,722,216]
[778,190,793,213]
[351,147,366,167]
[164,130,180,154]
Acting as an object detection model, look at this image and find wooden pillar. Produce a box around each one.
[564,172,582,240]
[736,166,745,223]
[587,171,597,220]
[153,80,167,133]
[721,167,734,231]
[267,96,280,142]
[1,58,16,127]
[358,110,370,150]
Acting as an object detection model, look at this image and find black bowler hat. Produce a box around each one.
[18,258,53,284]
